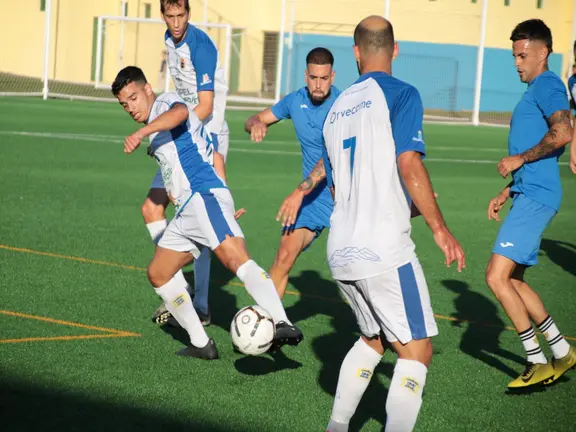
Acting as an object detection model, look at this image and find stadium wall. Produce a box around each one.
[282,34,564,114]
[0,0,572,102]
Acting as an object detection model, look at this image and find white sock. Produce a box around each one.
[385,359,428,432]
[327,338,382,430]
[193,246,211,314]
[147,219,192,297]
[146,219,168,244]
[155,276,209,348]
[518,327,547,364]
[236,259,289,325]
[537,315,571,359]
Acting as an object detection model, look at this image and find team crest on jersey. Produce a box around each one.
[180,57,186,69]
[200,73,212,86]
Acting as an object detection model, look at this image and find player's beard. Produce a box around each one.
[307,88,331,106]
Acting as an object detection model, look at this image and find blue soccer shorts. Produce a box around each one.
[492,193,556,266]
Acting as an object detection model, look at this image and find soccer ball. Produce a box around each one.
[231,305,275,356]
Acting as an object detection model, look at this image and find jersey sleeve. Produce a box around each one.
[188,39,217,92]
[390,86,426,157]
[270,93,294,120]
[534,75,569,118]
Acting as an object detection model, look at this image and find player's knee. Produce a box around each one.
[215,236,249,274]
[485,265,507,293]
[141,199,166,224]
[147,263,168,288]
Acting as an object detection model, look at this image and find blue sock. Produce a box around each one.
[193,246,211,314]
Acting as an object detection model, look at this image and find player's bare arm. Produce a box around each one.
[398,151,466,272]
[194,90,214,122]
[498,109,572,177]
[276,158,326,227]
[124,103,189,154]
[487,182,513,221]
[244,108,279,142]
[570,119,576,174]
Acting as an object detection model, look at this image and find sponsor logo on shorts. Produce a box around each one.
[402,377,419,393]
[173,295,186,307]
[261,271,271,280]
[500,242,514,248]
[357,369,372,379]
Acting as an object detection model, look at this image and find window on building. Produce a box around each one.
[40,0,46,11]
[536,0,543,8]
[120,1,128,16]
[504,0,510,6]
[144,3,152,18]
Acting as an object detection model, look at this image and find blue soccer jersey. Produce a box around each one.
[508,71,569,211]
[271,86,341,231]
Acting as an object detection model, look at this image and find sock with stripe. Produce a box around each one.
[518,327,547,364]
[537,315,571,359]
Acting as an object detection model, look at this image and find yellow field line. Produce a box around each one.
[1,243,574,342]
[0,245,146,272]
[0,310,140,336]
[0,333,138,344]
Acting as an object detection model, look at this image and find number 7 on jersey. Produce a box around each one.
[343,136,357,178]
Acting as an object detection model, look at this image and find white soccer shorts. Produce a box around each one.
[158,188,244,257]
[336,257,438,345]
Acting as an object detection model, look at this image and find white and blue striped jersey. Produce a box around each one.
[165,25,228,135]
[147,92,226,215]
[322,71,426,281]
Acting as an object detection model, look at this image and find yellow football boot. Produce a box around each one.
[544,346,576,385]
[508,362,555,389]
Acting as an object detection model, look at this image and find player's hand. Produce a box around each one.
[234,208,246,220]
[570,144,576,174]
[497,155,524,178]
[250,123,268,143]
[124,132,144,154]
[276,189,305,227]
[432,226,466,272]
[487,192,508,221]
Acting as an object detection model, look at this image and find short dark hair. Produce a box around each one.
[510,19,553,55]
[111,66,148,96]
[306,47,334,66]
[160,0,190,14]
[353,21,395,56]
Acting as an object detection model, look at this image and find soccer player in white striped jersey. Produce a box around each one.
[112,66,303,359]
[319,17,465,432]
[147,0,236,327]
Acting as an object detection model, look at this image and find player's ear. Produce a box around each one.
[392,42,399,61]
[353,44,361,63]
[144,83,153,96]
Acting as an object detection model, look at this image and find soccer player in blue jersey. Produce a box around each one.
[316,16,464,432]
[567,63,576,174]
[112,66,303,359]
[148,0,239,327]
[244,47,340,299]
[486,19,575,390]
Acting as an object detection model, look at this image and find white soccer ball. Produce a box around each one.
[231,305,275,356]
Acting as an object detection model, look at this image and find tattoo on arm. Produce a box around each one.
[297,158,326,194]
[520,110,572,163]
